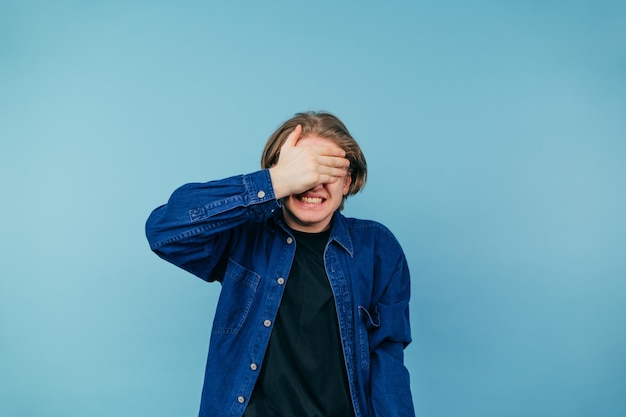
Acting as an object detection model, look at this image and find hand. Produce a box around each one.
[269,124,350,199]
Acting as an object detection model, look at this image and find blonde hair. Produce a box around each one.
[261,111,367,210]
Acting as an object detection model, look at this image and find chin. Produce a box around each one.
[283,206,333,232]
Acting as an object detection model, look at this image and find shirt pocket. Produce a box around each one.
[212,258,261,335]
[357,305,381,370]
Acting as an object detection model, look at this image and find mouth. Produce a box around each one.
[296,195,325,205]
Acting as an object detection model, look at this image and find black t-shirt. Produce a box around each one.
[243,228,354,417]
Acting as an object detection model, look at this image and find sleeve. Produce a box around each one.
[145,169,281,281]
[368,253,416,417]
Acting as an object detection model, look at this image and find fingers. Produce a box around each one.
[319,174,341,185]
[282,124,303,149]
[324,165,349,181]
[317,152,350,182]
[318,154,350,170]
[271,129,350,196]
[311,144,346,158]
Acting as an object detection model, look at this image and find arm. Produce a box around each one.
[369,255,415,417]
[145,125,349,281]
[145,170,279,281]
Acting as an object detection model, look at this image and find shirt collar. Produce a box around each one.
[329,211,354,257]
[269,210,354,257]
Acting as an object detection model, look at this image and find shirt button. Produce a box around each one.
[257,190,266,198]
[250,363,258,371]
[264,319,272,327]
[237,396,245,404]
[286,237,293,244]
[277,277,285,285]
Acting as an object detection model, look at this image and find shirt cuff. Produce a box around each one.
[243,169,280,209]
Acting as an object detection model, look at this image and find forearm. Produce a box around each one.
[367,250,415,415]
[145,170,280,278]
[370,343,415,417]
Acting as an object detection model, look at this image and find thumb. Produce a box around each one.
[282,124,302,148]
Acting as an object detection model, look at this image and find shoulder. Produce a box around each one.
[342,216,404,250]
[343,216,393,234]
[339,215,410,290]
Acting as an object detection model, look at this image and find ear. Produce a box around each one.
[342,172,352,195]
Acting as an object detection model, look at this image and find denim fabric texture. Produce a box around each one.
[145,169,415,417]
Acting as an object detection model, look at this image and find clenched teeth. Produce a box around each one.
[299,196,323,204]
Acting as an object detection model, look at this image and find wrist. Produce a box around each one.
[269,168,290,200]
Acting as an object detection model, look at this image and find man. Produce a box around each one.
[145,112,415,417]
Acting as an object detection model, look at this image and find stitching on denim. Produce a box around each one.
[358,305,381,328]
[149,215,246,249]
[213,259,260,334]
[188,196,242,223]
[357,305,378,370]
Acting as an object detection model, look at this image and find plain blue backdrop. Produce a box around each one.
[1,1,625,416]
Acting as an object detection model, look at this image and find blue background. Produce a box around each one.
[1,1,625,416]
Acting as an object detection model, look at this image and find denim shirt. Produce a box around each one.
[145,170,415,417]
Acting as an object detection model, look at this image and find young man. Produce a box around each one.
[145,112,415,417]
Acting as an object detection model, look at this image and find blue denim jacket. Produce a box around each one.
[145,170,415,417]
